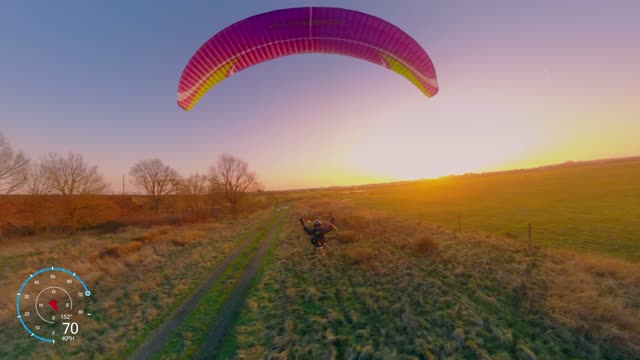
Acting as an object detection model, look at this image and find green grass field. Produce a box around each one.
[325,158,640,261]
[221,200,640,358]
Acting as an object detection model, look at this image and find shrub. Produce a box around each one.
[413,235,438,255]
[92,220,125,234]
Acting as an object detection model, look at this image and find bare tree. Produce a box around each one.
[40,152,108,228]
[25,161,54,196]
[129,159,180,209]
[0,131,29,194]
[43,152,108,195]
[209,154,261,218]
[22,161,54,233]
[180,173,209,195]
[176,173,209,215]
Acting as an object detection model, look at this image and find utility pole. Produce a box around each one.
[122,175,125,195]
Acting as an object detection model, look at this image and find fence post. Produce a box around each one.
[528,223,532,246]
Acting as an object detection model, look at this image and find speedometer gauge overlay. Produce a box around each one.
[16,267,91,343]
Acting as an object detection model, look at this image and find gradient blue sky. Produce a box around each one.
[1,1,639,191]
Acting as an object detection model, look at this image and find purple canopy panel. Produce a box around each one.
[178,7,438,110]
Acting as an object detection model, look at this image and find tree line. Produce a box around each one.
[129,155,261,217]
[0,131,262,233]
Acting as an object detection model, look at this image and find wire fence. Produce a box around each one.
[325,198,632,257]
[398,209,640,261]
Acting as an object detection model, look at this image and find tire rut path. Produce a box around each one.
[193,214,283,359]
[129,218,272,360]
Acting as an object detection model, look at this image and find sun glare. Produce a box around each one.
[342,90,551,181]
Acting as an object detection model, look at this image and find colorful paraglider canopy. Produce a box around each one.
[177,7,438,111]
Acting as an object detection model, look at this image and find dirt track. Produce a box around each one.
[129,216,276,360]
[193,214,282,359]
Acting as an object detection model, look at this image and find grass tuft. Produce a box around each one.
[99,241,143,258]
[132,226,171,242]
[412,234,438,255]
[336,230,360,243]
[170,229,206,246]
[345,246,376,265]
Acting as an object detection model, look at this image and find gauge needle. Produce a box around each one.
[48,299,59,313]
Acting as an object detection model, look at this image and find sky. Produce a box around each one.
[1,0,639,191]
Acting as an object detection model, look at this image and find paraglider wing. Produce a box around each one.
[177,7,438,111]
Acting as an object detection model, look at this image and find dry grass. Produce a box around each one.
[0,209,272,359]
[132,226,171,242]
[99,241,143,258]
[336,230,361,243]
[170,229,206,247]
[543,250,640,353]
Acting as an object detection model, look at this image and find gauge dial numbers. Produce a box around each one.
[16,267,91,343]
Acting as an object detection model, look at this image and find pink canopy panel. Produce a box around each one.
[177,7,438,110]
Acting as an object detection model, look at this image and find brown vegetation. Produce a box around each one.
[99,241,144,258]
[170,229,207,247]
[132,227,172,242]
[0,193,270,238]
